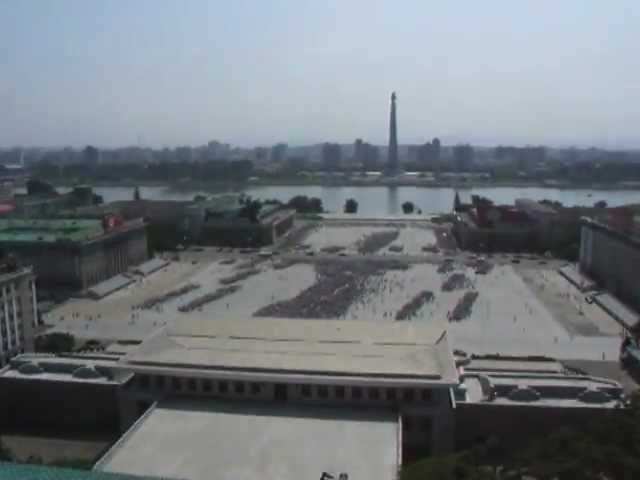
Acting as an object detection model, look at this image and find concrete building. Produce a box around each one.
[0,217,147,291]
[114,317,459,461]
[0,266,38,366]
[580,217,640,312]
[0,318,629,479]
[322,142,342,171]
[453,356,624,451]
[0,353,130,434]
[453,204,538,252]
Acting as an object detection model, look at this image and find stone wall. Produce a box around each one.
[455,402,620,452]
[0,379,120,434]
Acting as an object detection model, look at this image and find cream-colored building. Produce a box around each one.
[0,266,38,366]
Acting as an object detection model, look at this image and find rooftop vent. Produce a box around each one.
[72,365,102,379]
[17,362,44,375]
[578,388,612,404]
[507,386,541,402]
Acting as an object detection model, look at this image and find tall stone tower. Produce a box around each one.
[387,91,399,175]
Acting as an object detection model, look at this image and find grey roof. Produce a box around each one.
[96,399,399,480]
[87,275,135,299]
[118,317,458,386]
[132,258,169,277]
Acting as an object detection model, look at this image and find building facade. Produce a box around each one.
[580,217,640,312]
[0,218,148,291]
[0,267,38,366]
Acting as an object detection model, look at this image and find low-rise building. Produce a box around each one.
[453,204,538,252]
[453,356,625,451]
[0,217,147,291]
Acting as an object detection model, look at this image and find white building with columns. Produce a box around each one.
[0,266,38,366]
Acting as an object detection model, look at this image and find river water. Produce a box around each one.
[61,185,640,216]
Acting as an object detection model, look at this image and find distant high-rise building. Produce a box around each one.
[387,92,399,175]
[270,143,288,164]
[322,143,342,171]
[362,143,380,171]
[453,144,475,172]
[353,138,364,164]
[252,147,269,165]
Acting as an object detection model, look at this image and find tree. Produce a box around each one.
[26,179,58,197]
[82,145,100,165]
[239,200,263,223]
[594,200,607,208]
[286,196,323,214]
[35,333,75,353]
[133,186,141,201]
[402,201,415,214]
[344,198,358,214]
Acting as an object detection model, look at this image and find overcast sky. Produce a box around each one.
[1,0,639,149]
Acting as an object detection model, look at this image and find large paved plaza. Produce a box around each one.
[44,220,627,363]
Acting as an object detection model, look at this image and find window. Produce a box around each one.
[234,382,245,394]
[352,387,363,399]
[404,418,413,432]
[368,388,380,400]
[138,375,150,390]
[155,376,166,390]
[172,377,182,391]
[317,386,329,399]
[421,389,432,402]
[403,389,415,402]
[203,379,212,393]
[386,389,396,401]
[335,386,345,399]
[301,385,311,398]
[421,418,432,433]
[188,378,197,392]
[251,383,261,395]
[218,381,228,394]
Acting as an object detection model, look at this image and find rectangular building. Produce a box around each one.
[0,267,38,366]
[0,217,147,291]
[115,317,458,456]
[580,217,640,312]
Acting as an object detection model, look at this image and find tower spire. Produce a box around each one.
[387,91,398,175]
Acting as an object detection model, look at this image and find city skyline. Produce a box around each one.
[1,1,640,149]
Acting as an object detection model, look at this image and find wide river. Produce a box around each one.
[68,185,640,216]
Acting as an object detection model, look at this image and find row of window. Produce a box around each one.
[136,374,433,404]
[298,384,432,403]
[137,375,264,396]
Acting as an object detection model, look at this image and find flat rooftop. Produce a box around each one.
[1,354,132,384]
[0,218,104,243]
[96,399,399,480]
[119,317,458,385]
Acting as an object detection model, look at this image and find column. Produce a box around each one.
[31,281,38,326]
[10,284,20,349]
[2,287,12,349]
[0,299,4,357]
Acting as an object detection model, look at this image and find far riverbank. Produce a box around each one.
[47,176,640,192]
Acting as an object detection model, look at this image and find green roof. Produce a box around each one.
[0,462,176,480]
[0,219,104,243]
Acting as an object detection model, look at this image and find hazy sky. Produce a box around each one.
[1,0,639,149]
